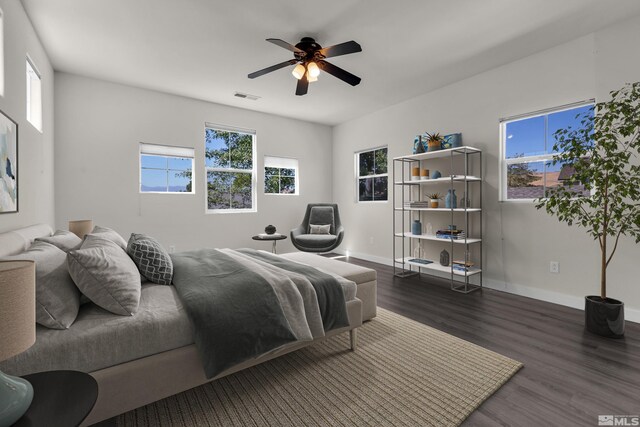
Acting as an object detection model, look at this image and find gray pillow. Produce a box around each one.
[127,233,173,285]
[67,235,141,316]
[309,224,331,235]
[89,225,128,251]
[35,229,82,252]
[2,241,80,329]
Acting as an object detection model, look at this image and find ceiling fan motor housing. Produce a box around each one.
[294,37,326,62]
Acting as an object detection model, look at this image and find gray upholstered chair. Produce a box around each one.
[290,204,344,252]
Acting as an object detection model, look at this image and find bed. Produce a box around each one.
[0,224,376,425]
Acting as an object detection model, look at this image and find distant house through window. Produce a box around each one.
[500,101,594,201]
[356,146,388,202]
[205,124,256,212]
[264,156,298,195]
[26,57,42,131]
[139,143,194,193]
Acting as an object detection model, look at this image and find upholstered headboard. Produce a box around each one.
[0,224,53,257]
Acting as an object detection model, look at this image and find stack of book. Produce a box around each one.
[435,229,466,240]
[403,201,430,209]
[452,260,474,272]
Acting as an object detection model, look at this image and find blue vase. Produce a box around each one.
[431,170,442,179]
[445,189,457,209]
[411,219,422,235]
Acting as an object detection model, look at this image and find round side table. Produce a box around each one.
[252,234,287,254]
[13,370,98,427]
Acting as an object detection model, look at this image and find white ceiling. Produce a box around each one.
[21,0,640,125]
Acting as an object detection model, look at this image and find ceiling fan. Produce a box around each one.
[248,37,362,96]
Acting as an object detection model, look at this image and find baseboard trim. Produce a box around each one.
[336,250,640,324]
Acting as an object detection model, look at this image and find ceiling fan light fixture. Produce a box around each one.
[307,61,320,78]
[292,63,305,80]
[307,71,318,83]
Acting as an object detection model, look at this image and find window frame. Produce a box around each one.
[26,56,42,132]
[139,143,195,194]
[204,123,257,214]
[0,8,4,97]
[264,156,299,196]
[499,100,594,202]
[355,145,389,203]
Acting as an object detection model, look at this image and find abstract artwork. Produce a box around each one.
[0,109,18,213]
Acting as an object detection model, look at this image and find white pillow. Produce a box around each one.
[67,235,141,316]
[309,224,331,235]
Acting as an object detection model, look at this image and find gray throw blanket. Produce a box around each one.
[171,248,350,379]
[237,249,350,332]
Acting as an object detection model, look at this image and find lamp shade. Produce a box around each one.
[0,261,36,361]
[69,219,94,239]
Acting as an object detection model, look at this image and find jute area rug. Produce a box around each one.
[117,308,522,426]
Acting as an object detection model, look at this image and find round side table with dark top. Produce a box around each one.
[252,234,287,254]
[13,370,98,427]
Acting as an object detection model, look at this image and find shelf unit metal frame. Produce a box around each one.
[392,146,483,293]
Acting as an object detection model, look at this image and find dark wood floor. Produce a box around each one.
[341,255,640,426]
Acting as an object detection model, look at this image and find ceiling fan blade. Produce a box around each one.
[295,74,309,96]
[319,40,362,59]
[248,59,297,79]
[267,38,306,56]
[318,60,361,86]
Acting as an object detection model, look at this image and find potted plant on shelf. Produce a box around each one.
[426,192,442,208]
[425,132,443,152]
[535,82,640,338]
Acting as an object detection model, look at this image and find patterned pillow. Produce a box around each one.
[127,234,173,285]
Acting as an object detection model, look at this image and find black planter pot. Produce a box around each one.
[585,296,625,338]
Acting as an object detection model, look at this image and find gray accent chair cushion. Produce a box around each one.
[291,204,344,252]
[309,224,331,235]
[2,241,80,329]
[35,230,82,252]
[67,235,141,316]
[127,234,173,286]
[90,226,128,251]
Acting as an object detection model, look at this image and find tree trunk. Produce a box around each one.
[601,234,607,300]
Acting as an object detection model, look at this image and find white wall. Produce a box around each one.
[333,15,640,318]
[0,0,54,232]
[54,73,332,253]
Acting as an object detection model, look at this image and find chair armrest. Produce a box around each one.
[290,225,306,239]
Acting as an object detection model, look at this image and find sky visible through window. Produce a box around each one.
[141,155,192,192]
[505,105,593,158]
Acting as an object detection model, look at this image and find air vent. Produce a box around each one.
[234,92,261,101]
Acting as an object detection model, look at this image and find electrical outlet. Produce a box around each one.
[168,245,176,254]
[550,261,559,274]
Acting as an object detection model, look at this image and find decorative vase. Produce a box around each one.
[420,169,429,179]
[440,249,450,266]
[445,189,457,209]
[265,225,276,235]
[411,167,421,181]
[431,170,442,179]
[426,222,433,235]
[430,199,439,208]
[413,137,425,154]
[585,296,624,338]
[460,192,471,208]
[411,219,422,235]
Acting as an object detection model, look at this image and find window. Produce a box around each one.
[26,57,42,131]
[0,8,4,97]
[356,147,388,202]
[205,124,256,212]
[500,102,593,201]
[139,143,194,193]
[264,156,298,195]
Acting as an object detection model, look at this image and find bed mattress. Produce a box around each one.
[1,268,357,376]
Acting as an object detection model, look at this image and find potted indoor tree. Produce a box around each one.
[535,82,640,338]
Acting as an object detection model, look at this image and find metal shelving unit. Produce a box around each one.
[393,146,483,293]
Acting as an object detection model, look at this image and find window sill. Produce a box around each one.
[206,208,257,214]
[140,191,195,195]
[265,193,299,196]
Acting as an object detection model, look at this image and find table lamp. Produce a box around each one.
[0,261,36,427]
[68,219,94,239]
